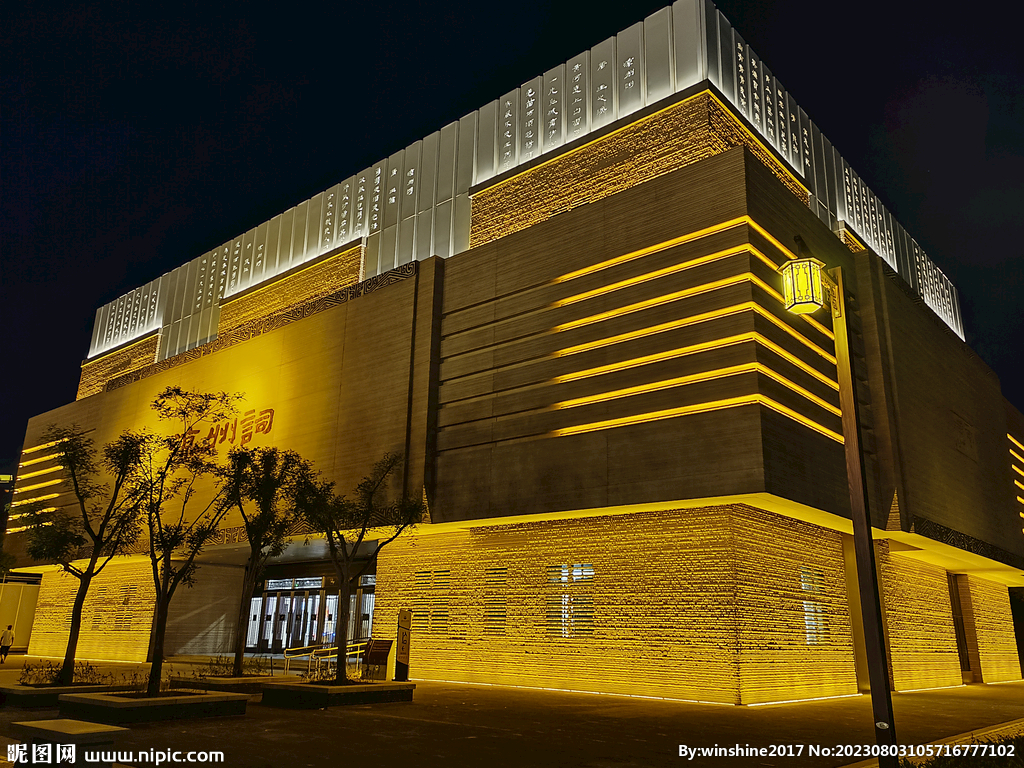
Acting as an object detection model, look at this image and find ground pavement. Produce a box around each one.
[0,655,1021,767]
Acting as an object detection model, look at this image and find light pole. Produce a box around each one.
[779,254,898,767]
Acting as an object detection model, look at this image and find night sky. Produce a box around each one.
[3,1,1022,475]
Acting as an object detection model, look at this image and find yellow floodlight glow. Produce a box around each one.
[11,494,60,507]
[554,301,835,366]
[779,258,826,314]
[553,393,844,443]
[18,453,61,468]
[13,479,62,494]
[20,440,61,456]
[746,692,861,707]
[555,246,751,307]
[556,362,840,417]
[16,465,63,481]
[556,331,838,393]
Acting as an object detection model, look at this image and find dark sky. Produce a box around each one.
[3,1,1022,474]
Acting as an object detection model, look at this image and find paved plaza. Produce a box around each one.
[0,655,1021,767]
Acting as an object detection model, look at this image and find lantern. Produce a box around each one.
[779,258,826,314]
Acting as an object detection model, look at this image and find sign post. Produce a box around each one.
[395,609,412,682]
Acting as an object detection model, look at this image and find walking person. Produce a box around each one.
[1,625,14,663]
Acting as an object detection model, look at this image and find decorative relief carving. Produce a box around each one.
[912,516,1024,570]
[106,262,417,392]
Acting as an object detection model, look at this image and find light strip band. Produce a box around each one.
[17,465,63,481]
[556,271,835,348]
[1009,434,1024,452]
[1013,465,1024,479]
[1010,448,1024,465]
[553,393,844,443]
[551,214,831,340]
[1014,479,1024,492]
[20,440,61,456]
[555,301,835,365]
[13,479,62,494]
[556,362,840,417]
[556,245,756,306]
[6,522,52,535]
[556,332,839,392]
[11,494,60,507]
[8,508,58,521]
[18,453,61,468]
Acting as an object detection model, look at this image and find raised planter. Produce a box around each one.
[0,684,137,709]
[169,675,275,694]
[260,681,415,709]
[58,691,248,724]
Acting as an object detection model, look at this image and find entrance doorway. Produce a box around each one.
[246,575,376,653]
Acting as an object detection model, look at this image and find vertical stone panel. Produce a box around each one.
[29,560,155,663]
[878,547,962,690]
[957,574,1021,683]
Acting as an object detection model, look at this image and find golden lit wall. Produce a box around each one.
[957,574,1021,683]
[219,245,362,334]
[731,507,857,702]
[877,547,962,690]
[375,504,857,705]
[77,334,159,400]
[469,92,808,250]
[28,560,155,663]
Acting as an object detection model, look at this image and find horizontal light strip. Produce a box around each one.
[556,332,839,392]
[556,304,747,357]
[555,273,763,332]
[1013,465,1024,479]
[1010,434,1024,453]
[554,301,835,365]
[1010,448,1024,465]
[18,452,61,468]
[6,522,52,535]
[552,215,832,341]
[553,393,844,444]
[554,217,750,283]
[556,272,835,348]
[17,465,63,481]
[11,493,60,507]
[8,508,58,521]
[13,479,62,494]
[556,245,759,307]
[557,362,840,417]
[21,440,61,456]
[753,304,836,364]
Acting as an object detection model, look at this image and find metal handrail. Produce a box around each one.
[282,639,369,674]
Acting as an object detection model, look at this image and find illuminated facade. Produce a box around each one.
[11,1,1024,703]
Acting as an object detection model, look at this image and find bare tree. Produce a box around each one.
[301,453,423,684]
[134,386,241,696]
[219,446,319,677]
[24,425,145,685]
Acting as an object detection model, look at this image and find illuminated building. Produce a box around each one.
[10,1,1023,704]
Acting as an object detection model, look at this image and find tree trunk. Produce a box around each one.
[59,575,91,686]
[335,569,351,685]
[232,563,258,677]
[147,596,170,697]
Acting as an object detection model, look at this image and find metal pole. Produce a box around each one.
[830,267,898,766]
